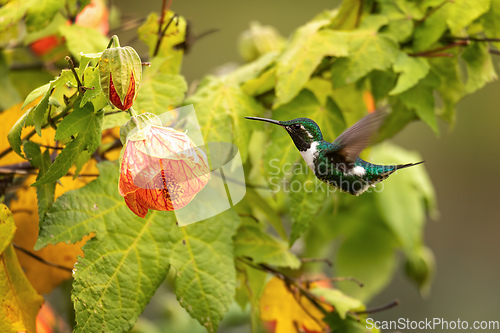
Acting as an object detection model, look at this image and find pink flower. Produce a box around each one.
[119,125,210,218]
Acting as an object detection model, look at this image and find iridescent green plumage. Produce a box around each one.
[246,109,423,195]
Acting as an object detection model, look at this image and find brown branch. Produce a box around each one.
[489,49,500,56]
[409,40,468,57]
[153,0,174,57]
[305,276,364,288]
[449,36,500,43]
[300,257,333,267]
[239,258,329,317]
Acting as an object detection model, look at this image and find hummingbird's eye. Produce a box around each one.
[291,124,301,130]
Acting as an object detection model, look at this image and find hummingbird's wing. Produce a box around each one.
[328,107,389,163]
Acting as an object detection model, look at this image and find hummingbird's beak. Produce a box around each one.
[244,117,281,126]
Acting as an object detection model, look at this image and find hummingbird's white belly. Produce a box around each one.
[300,141,319,172]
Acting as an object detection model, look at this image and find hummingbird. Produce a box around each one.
[245,109,423,196]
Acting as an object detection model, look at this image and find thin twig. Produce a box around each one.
[489,49,500,56]
[238,214,259,223]
[449,36,500,43]
[66,56,83,92]
[355,299,399,315]
[104,110,127,116]
[153,0,174,57]
[409,40,468,57]
[0,92,78,160]
[13,243,73,273]
[416,0,450,25]
[300,257,333,267]
[305,276,364,288]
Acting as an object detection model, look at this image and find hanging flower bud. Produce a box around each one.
[119,113,210,218]
[99,36,142,110]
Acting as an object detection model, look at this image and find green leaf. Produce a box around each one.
[379,0,420,42]
[335,200,398,301]
[244,189,287,240]
[60,25,109,59]
[324,312,378,333]
[80,66,107,109]
[186,78,264,163]
[275,22,349,107]
[133,69,187,113]
[35,162,239,333]
[34,104,103,186]
[389,53,430,95]
[54,103,100,146]
[25,0,64,32]
[372,143,434,254]
[413,5,448,52]
[404,245,435,295]
[226,51,278,85]
[74,150,92,178]
[234,223,300,269]
[102,111,130,130]
[331,32,399,87]
[137,12,187,75]
[288,171,328,246]
[7,106,32,158]
[330,83,366,126]
[241,67,276,96]
[310,288,364,319]
[0,0,34,31]
[0,53,21,110]
[32,86,52,136]
[483,0,500,40]
[368,70,397,101]
[446,0,491,35]
[428,55,463,123]
[330,0,362,30]
[462,42,497,94]
[169,210,239,333]
[23,142,55,223]
[398,84,438,134]
[234,262,267,330]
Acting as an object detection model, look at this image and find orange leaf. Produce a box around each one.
[259,277,331,333]
[363,90,376,113]
[0,205,44,333]
[36,303,71,333]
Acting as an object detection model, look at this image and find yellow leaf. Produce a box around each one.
[0,102,107,293]
[0,204,44,333]
[259,277,330,333]
[10,167,95,294]
[0,204,16,253]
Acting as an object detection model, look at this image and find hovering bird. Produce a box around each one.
[245,109,423,195]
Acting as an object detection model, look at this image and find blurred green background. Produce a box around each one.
[55,0,500,330]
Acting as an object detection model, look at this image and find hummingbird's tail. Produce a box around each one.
[395,161,425,170]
